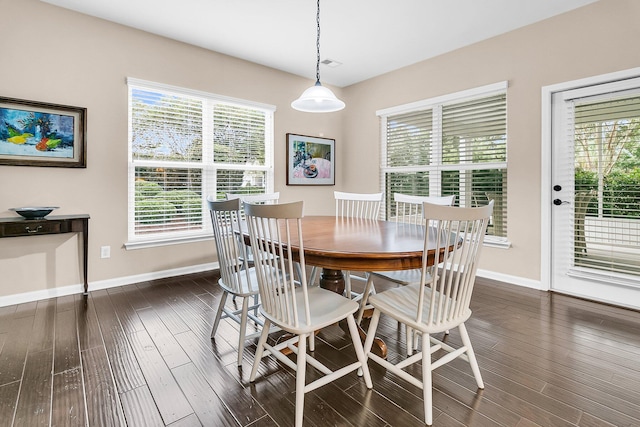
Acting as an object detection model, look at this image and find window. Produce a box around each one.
[127,78,275,248]
[571,89,640,275]
[378,82,508,244]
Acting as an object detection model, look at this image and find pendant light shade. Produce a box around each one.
[291,82,345,113]
[291,0,345,113]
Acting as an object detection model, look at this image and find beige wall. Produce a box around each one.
[0,0,343,298]
[343,0,640,283]
[1,0,638,300]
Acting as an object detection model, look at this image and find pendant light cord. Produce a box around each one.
[315,0,321,84]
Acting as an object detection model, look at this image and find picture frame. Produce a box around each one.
[0,96,87,167]
[286,133,335,186]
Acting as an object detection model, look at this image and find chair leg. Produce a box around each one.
[345,314,372,388]
[295,334,308,427]
[309,330,315,352]
[459,323,484,389]
[252,294,260,317]
[250,319,271,382]
[237,296,250,366]
[309,266,318,286]
[211,292,228,339]
[406,325,414,356]
[345,271,353,299]
[362,309,381,356]
[356,275,375,324]
[422,333,433,426]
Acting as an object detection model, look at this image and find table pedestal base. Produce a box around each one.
[319,268,387,359]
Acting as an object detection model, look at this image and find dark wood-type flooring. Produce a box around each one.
[1,271,639,426]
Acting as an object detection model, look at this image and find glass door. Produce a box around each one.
[551,81,640,309]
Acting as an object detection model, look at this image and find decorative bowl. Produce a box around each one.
[9,207,59,219]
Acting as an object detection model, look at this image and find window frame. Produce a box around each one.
[125,78,276,249]
[377,81,510,247]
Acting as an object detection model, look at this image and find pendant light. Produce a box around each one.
[291,0,345,113]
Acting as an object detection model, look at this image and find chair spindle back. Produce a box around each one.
[393,193,455,225]
[417,201,493,329]
[207,198,255,294]
[244,201,310,329]
[334,191,383,220]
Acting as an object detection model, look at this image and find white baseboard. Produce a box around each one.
[476,268,542,290]
[0,283,85,308]
[0,262,219,308]
[1,263,539,308]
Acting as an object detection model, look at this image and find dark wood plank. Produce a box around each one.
[28,298,56,353]
[342,373,439,427]
[0,305,16,334]
[13,349,52,426]
[120,385,166,427]
[136,307,190,369]
[128,329,193,424]
[173,330,266,425]
[0,315,34,385]
[542,382,640,427]
[0,382,19,427]
[13,301,37,319]
[311,381,387,427]
[166,413,202,427]
[75,295,103,351]
[171,363,237,426]
[2,272,640,427]
[81,346,126,427]
[106,287,146,335]
[91,290,146,393]
[51,368,86,427]
[0,334,5,361]
[134,283,191,336]
[55,294,76,312]
[54,305,80,374]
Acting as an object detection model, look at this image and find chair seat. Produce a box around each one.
[218,267,261,297]
[262,286,359,335]
[370,268,424,286]
[369,283,472,334]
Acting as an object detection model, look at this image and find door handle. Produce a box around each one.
[553,199,570,206]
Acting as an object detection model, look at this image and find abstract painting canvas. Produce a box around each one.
[0,96,86,167]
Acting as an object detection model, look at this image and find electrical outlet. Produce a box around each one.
[100,246,111,259]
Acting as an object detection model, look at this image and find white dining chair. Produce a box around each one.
[331,191,383,301]
[207,198,267,366]
[245,201,372,427]
[356,193,456,355]
[363,201,493,426]
[334,191,383,220]
[226,192,280,206]
[225,192,280,282]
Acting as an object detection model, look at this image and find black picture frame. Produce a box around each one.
[0,96,87,168]
[286,133,335,186]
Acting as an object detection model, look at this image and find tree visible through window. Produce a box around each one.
[127,79,274,244]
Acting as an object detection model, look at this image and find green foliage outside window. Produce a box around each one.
[575,167,640,218]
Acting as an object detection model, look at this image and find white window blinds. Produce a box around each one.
[571,91,640,275]
[127,78,275,245]
[379,83,508,242]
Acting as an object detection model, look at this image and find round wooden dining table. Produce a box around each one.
[260,215,453,359]
[298,216,445,294]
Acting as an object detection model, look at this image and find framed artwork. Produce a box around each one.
[0,96,87,167]
[286,133,335,186]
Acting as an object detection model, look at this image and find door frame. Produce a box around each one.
[540,66,640,294]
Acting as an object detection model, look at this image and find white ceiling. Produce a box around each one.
[41,0,598,88]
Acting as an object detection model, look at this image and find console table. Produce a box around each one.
[0,214,90,294]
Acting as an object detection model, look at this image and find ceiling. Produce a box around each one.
[41,0,598,88]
